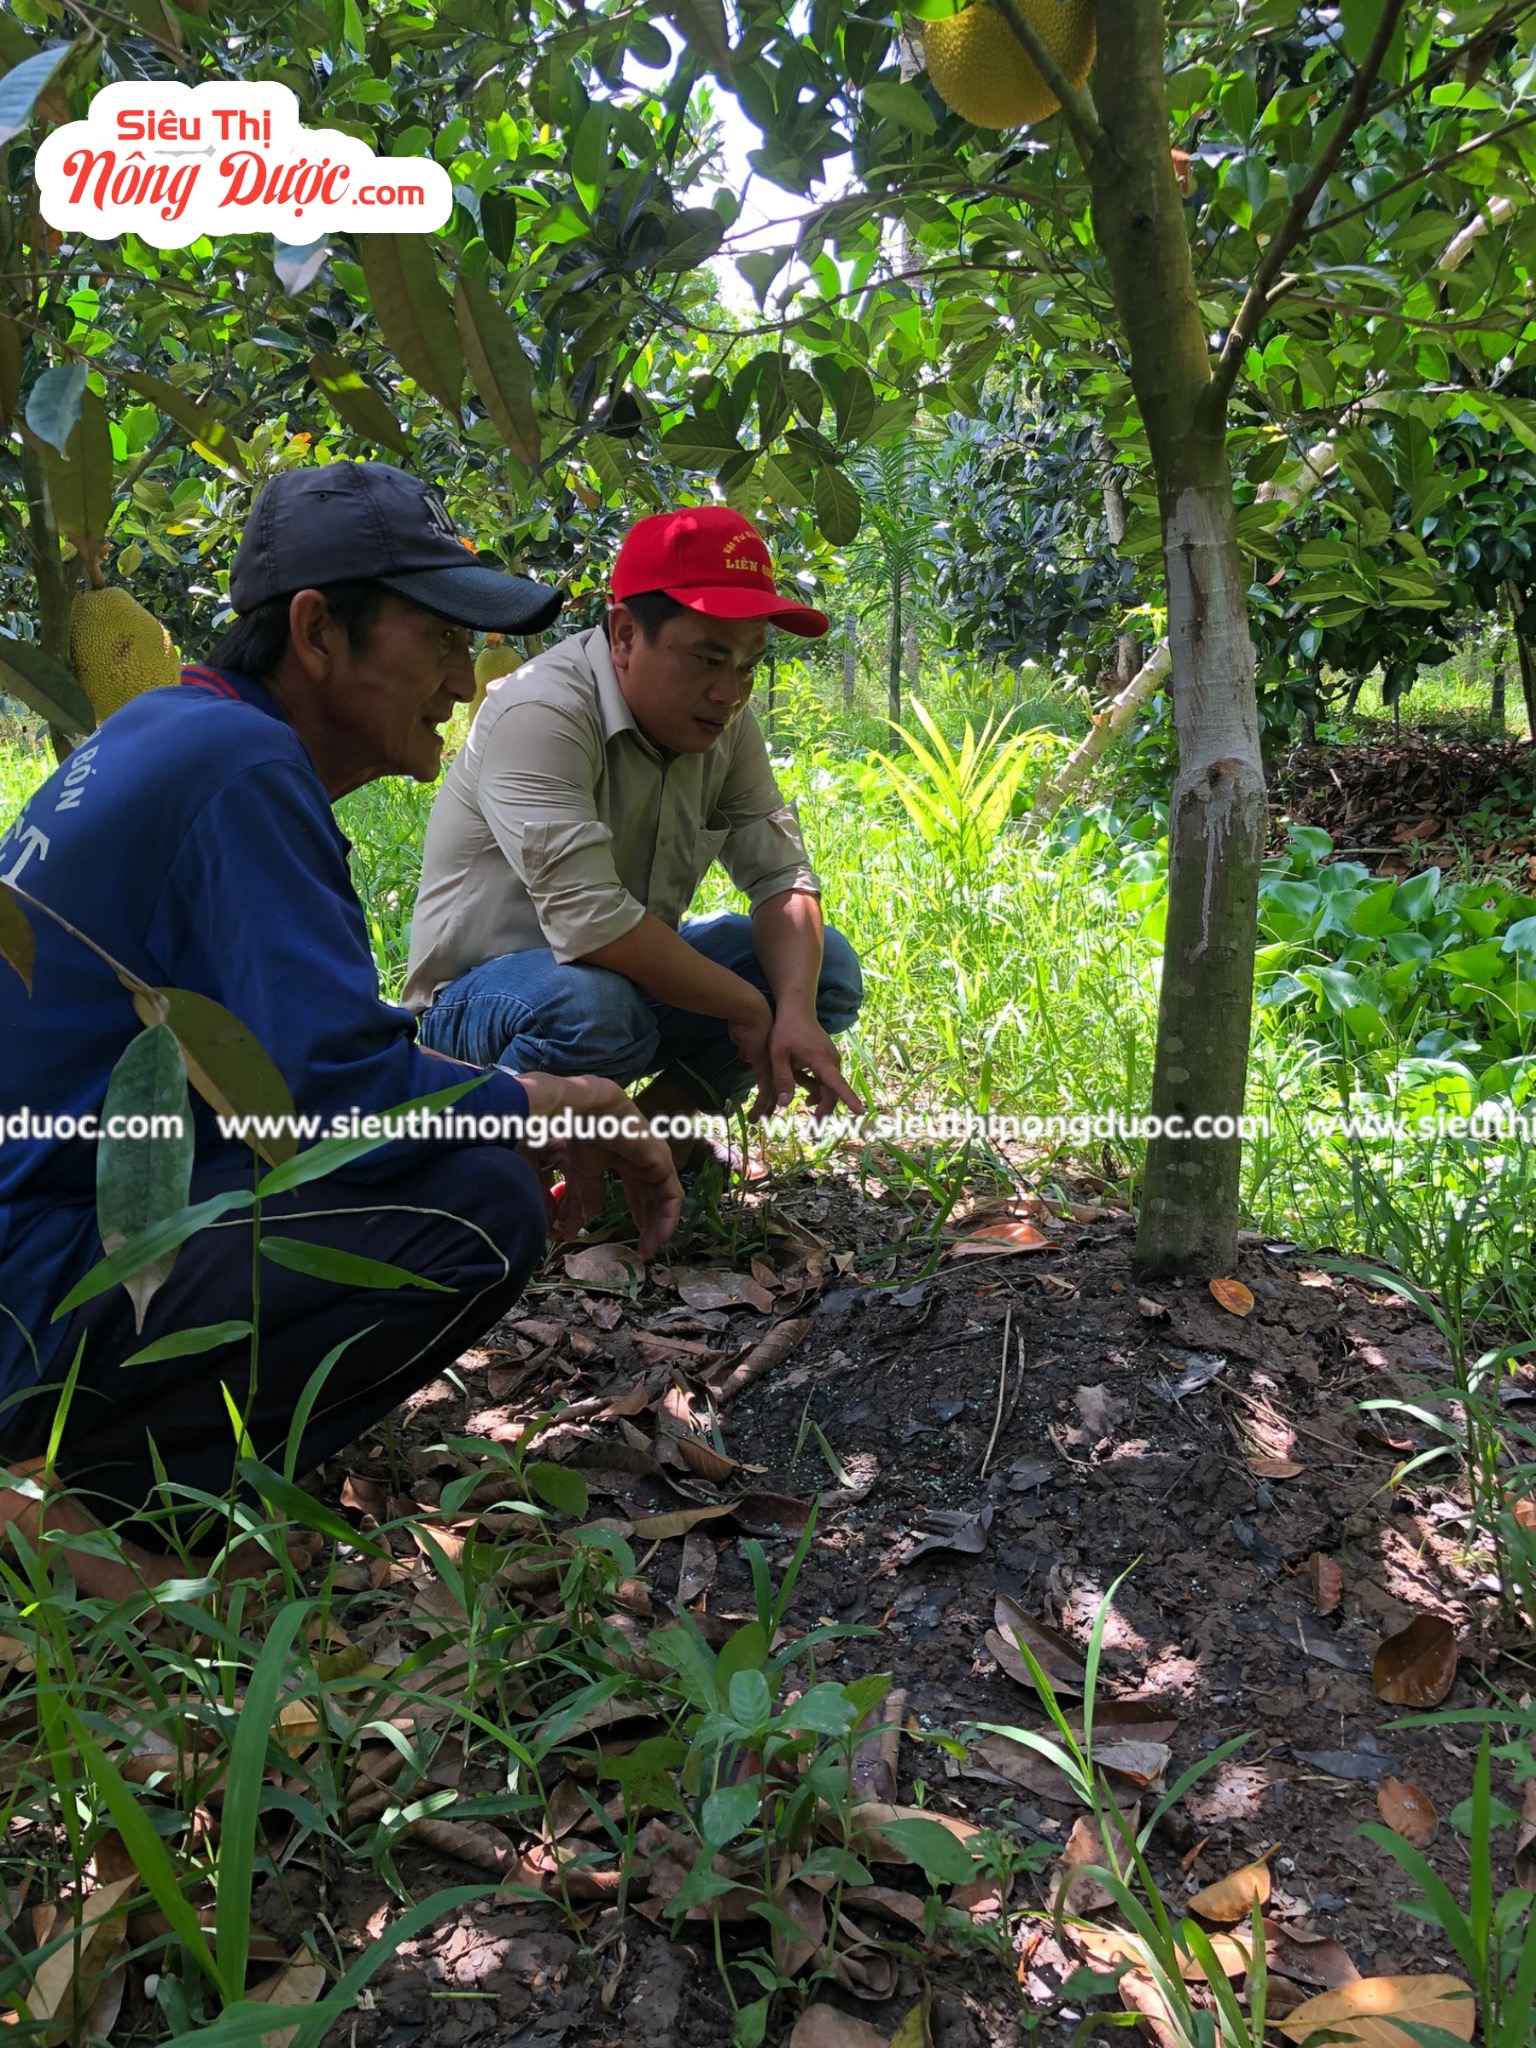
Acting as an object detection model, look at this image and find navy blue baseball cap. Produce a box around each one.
[229,462,564,632]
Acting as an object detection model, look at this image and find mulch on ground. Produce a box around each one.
[256,1164,1524,2048]
[1271,732,1536,875]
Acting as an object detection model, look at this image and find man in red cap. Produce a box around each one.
[405,507,864,1156]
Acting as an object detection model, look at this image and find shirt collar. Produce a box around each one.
[179,664,288,723]
[581,628,655,753]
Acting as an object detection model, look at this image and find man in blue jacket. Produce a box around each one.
[0,462,680,1595]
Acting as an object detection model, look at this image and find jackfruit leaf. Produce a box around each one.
[834,363,878,443]
[97,1023,195,1330]
[862,78,939,134]
[1275,1974,1475,2047]
[631,1500,736,1539]
[257,1237,453,1292]
[659,411,743,469]
[0,315,20,426]
[132,985,297,1167]
[40,386,113,558]
[0,884,34,993]
[120,370,251,479]
[307,352,411,457]
[815,464,862,545]
[667,0,732,68]
[453,276,541,468]
[0,634,95,732]
[0,42,73,147]
[525,1461,589,1517]
[272,239,331,295]
[359,234,464,417]
[24,361,88,456]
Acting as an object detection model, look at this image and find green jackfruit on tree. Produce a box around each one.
[69,586,182,722]
[923,0,1095,129]
[469,637,521,724]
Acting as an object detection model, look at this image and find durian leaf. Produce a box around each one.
[453,276,542,469]
[358,234,464,417]
[0,41,73,147]
[97,1022,195,1329]
[0,883,34,994]
[666,0,732,68]
[119,370,250,479]
[0,633,94,732]
[40,386,113,557]
[131,987,297,1169]
[307,353,412,457]
[814,464,863,544]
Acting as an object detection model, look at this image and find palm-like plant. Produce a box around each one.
[846,440,936,725]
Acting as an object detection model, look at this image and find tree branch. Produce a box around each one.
[1211,0,1408,402]
[990,0,1105,158]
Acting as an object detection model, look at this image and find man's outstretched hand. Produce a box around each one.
[514,1071,682,1259]
[755,1003,864,1122]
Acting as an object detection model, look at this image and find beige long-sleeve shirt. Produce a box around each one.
[403,625,820,1012]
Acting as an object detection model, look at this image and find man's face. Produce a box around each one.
[607,606,767,753]
[299,591,475,786]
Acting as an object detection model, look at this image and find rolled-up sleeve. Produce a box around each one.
[712,712,821,909]
[477,700,648,964]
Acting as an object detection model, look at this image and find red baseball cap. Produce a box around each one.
[611,506,829,637]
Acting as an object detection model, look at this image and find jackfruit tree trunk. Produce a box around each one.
[888,571,903,728]
[1085,0,1265,1276]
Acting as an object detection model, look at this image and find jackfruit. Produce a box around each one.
[469,642,520,724]
[69,587,181,722]
[924,0,1095,129]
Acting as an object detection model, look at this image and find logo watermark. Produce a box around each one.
[36,81,452,248]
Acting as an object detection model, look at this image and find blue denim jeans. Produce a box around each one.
[416,911,864,1109]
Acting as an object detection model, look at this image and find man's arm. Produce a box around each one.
[580,912,777,1104]
[751,889,863,1116]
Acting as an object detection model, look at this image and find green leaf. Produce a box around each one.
[0,42,72,147]
[570,102,611,193]
[119,370,250,479]
[479,191,518,265]
[525,1461,589,1517]
[814,463,862,544]
[134,985,297,1168]
[735,248,790,309]
[877,1816,979,1886]
[834,362,876,445]
[53,1188,254,1319]
[96,1023,194,1331]
[862,79,937,135]
[255,1073,489,1196]
[0,883,34,992]
[667,0,732,68]
[0,634,93,731]
[217,1601,308,1997]
[454,275,541,469]
[121,1320,253,1367]
[359,234,464,416]
[258,1237,454,1291]
[761,449,815,507]
[701,1780,760,1846]
[42,383,114,562]
[307,352,411,457]
[25,362,87,457]
[659,412,742,469]
[235,1457,388,1559]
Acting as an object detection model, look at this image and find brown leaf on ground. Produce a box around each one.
[1372,1614,1458,1706]
[850,1689,904,1806]
[1187,1847,1275,1922]
[709,1316,813,1403]
[1050,1812,1134,1914]
[1138,1296,1171,1320]
[1118,1967,1184,2048]
[1074,1383,1128,1436]
[604,1380,652,1418]
[1178,1931,1254,1982]
[1310,1552,1344,1614]
[1209,1278,1255,1316]
[564,1244,643,1289]
[407,1815,516,1874]
[1275,1975,1476,2047]
[677,1530,718,1606]
[972,1730,1075,1801]
[249,1957,328,2048]
[631,1502,736,1540]
[672,1268,774,1312]
[902,1507,991,1562]
[1093,1739,1173,1789]
[841,1885,927,1931]
[26,1877,134,2040]
[1264,1920,1362,1990]
[340,1473,388,1521]
[887,1989,933,2048]
[1515,1776,1536,1890]
[946,1218,1055,1259]
[786,2008,888,2048]
[987,1595,1087,1694]
[845,1802,983,1863]
[729,1491,812,1536]
[1512,1496,1536,1529]
[1248,1457,1306,1479]
[1377,1776,1438,1848]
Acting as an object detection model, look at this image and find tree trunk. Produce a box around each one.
[1086,0,1266,1277]
[1491,660,1506,737]
[888,573,902,728]
[20,438,79,763]
[1505,584,1536,738]
[843,612,856,707]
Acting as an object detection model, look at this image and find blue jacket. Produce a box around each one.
[0,664,532,1401]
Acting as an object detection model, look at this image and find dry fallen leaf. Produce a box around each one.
[1309,1552,1344,1615]
[1275,1974,1475,2048]
[630,1502,736,1541]
[250,1957,328,2048]
[26,1877,135,2041]
[1377,1776,1438,1849]
[1074,1383,1128,1437]
[677,1530,718,1607]
[987,1594,1087,1694]
[1248,1456,1305,1479]
[1209,1277,1255,1316]
[1050,1811,1136,1914]
[1372,1614,1458,1707]
[1263,1919,1362,1990]
[564,1244,643,1289]
[1186,1847,1275,1922]
[1138,1296,1171,1321]
[786,2004,889,2048]
[1515,1775,1536,1891]
[946,1218,1055,1260]
[672,1268,774,1312]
